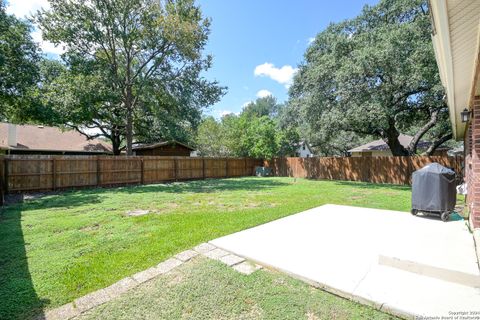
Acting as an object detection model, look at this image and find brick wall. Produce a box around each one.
[467,96,480,229]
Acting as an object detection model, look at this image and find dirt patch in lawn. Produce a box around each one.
[80,223,100,232]
[350,196,365,200]
[126,209,150,217]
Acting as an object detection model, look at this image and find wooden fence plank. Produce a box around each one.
[0,155,261,194]
[265,156,463,186]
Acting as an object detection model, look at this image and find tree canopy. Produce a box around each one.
[0,0,40,121]
[289,0,451,156]
[196,96,300,159]
[35,0,225,154]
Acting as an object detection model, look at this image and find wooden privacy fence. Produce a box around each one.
[264,156,463,185]
[0,156,262,194]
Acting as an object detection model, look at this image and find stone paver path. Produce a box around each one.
[42,243,262,320]
[233,261,263,275]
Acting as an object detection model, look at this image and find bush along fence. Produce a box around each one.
[0,156,263,197]
[264,156,463,186]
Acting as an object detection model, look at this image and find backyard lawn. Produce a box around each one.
[78,256,396,320]
[0,177,411,319]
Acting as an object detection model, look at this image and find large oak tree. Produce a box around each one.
[0,0,40,121]
[289,0,451,156]
[36,0,224,155]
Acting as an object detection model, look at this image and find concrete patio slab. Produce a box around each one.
[210,204,480,318]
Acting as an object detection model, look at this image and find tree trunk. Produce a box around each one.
[111,128,122,155]
[125,86,133,156]
[385,121,409,156]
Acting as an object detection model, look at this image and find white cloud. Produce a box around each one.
[220,110,233,117]
[256,89,273,98]
[219,110,240,117]
[241,101,252,109]
[254,63,298,88]
[308,37,315,44]
[31,29,66,55]
[6,0,49,18]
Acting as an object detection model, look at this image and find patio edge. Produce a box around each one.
[209,241,413,320]
[473,228,480,270]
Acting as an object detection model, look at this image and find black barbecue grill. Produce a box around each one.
[411,162,457,222]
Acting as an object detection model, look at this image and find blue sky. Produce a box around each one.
[7,0,379,118]
[197,0,379,118]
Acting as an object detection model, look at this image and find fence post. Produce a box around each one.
[96,156,101,186]
[52,158,56,191]
[363,156,370,182]
[225,158,228,178]
[0,157,4,206]
[406,157,413,185]
[4,158,9,194]
[244,158,248,176]
[202,158,206,180]
[0,177,3,206]
[174,157,178,181]
[140,158,144,185]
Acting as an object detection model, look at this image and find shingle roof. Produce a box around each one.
[0,123,112,153]
[347,134,434,153]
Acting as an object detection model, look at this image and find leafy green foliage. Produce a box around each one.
[35,0,225,154]
[289,0,451,156]
[196,97,300,159]
[0,0,40,121]
[195,116,229,157]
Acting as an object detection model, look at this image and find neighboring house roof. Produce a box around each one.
[132,140,195,151]
[0,123,112,153]
[293,140,312,149]
[348,134,445,153]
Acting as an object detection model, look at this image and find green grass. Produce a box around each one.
[78,256,397,320]
[0,177,411,319]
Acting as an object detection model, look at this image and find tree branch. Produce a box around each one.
[422,133,452,156]
[407,108,439,154]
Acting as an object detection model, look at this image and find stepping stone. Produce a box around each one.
[219,254,245,266]
[132,266,163,284]
[232,261,263,275]
[203,248,229,260]
[103,277,138,299]
[44,303,79,320]
[126,209,150,216]
[74,288,110,312]
[175,250,198,262]
[157,258,183,273]
[193,242,216,254]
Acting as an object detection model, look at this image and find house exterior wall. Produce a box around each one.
[295,144,313,158]
[465,96,480,229]
[134,144,192,156]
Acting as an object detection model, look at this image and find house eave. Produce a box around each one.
[0,146,112,154]
[429,0,480,140]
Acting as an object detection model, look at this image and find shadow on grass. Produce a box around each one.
[112,177,289,195]
[8,177,288,212]
[0,207,47,320]
[8,192,102,212]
